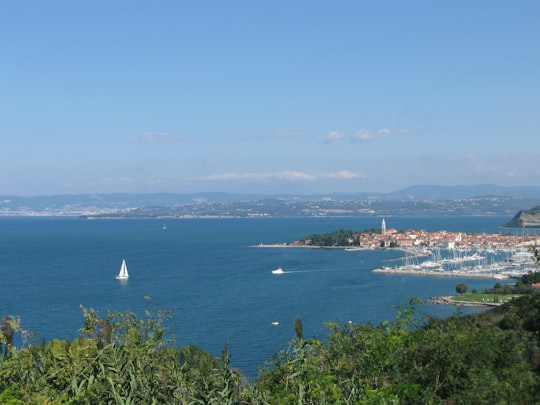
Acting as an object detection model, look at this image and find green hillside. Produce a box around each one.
[505,205,540,227]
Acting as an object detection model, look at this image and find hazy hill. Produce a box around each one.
[2,185,540,216]
[383,184,540,200]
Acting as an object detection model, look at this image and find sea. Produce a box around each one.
[0,215,522,378]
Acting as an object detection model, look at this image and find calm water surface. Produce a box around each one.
[0,216,514,377]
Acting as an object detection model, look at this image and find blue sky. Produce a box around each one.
[1,1,539,196]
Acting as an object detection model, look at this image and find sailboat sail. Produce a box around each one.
[116,259,129,279]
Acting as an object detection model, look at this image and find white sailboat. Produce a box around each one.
[116,259,129,280]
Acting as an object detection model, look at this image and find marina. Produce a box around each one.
[373,247,537,279]
[263,218,540,280]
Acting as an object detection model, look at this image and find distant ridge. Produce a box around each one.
[2,185,540,217]
[504,206,540,228]
[384,184,540,200]
[3,185,540,204]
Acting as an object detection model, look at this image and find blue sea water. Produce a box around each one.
[0,215,515,377]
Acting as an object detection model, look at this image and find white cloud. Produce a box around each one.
[351,128,410,142]
[323,131,345,143]
[200,171,316,181]
[323,170,366,179]
[199,169,365,182]
[139,132,182,144]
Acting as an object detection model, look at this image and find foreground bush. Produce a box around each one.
[2,294,540,404]
[0,308,250,404]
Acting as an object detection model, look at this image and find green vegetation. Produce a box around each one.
[300,228,381,247]
[451,248,540,305]
[505,205,540,227]
[1,248,538,403]
[1,293,540,404]
[452,292,523,304]
[455,283,468,295]
[516,249,540,286]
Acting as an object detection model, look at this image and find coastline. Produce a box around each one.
[254,244,534,280]
[253,243,370,249]
[253,243,422,254]
[372,267,510,280]
[428,295,501,307]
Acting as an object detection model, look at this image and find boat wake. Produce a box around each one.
[271,268,348,275]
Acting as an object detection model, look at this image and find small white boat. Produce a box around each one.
[116,259,129,280]
[271,321,279,326]
[272,267,284,274]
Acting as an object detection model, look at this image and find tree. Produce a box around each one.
[456,283,468,295]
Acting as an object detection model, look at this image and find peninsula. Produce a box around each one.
[504,206,540,228]
[266,220,540,279]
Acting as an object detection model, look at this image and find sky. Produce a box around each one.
[1,0,539,196]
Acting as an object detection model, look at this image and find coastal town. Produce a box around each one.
[275,219,540,280]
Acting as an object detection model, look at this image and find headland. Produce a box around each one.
[257,221,540,280]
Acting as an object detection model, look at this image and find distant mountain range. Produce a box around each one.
[1,184,540,217]
[380,184,540,200]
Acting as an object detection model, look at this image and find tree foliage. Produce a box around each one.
[2,293,540,404]
[300,229,381,247]
[455,283,468,295]
[0,307,247,404]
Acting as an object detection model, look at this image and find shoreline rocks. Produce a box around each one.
[427,295,500,307]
